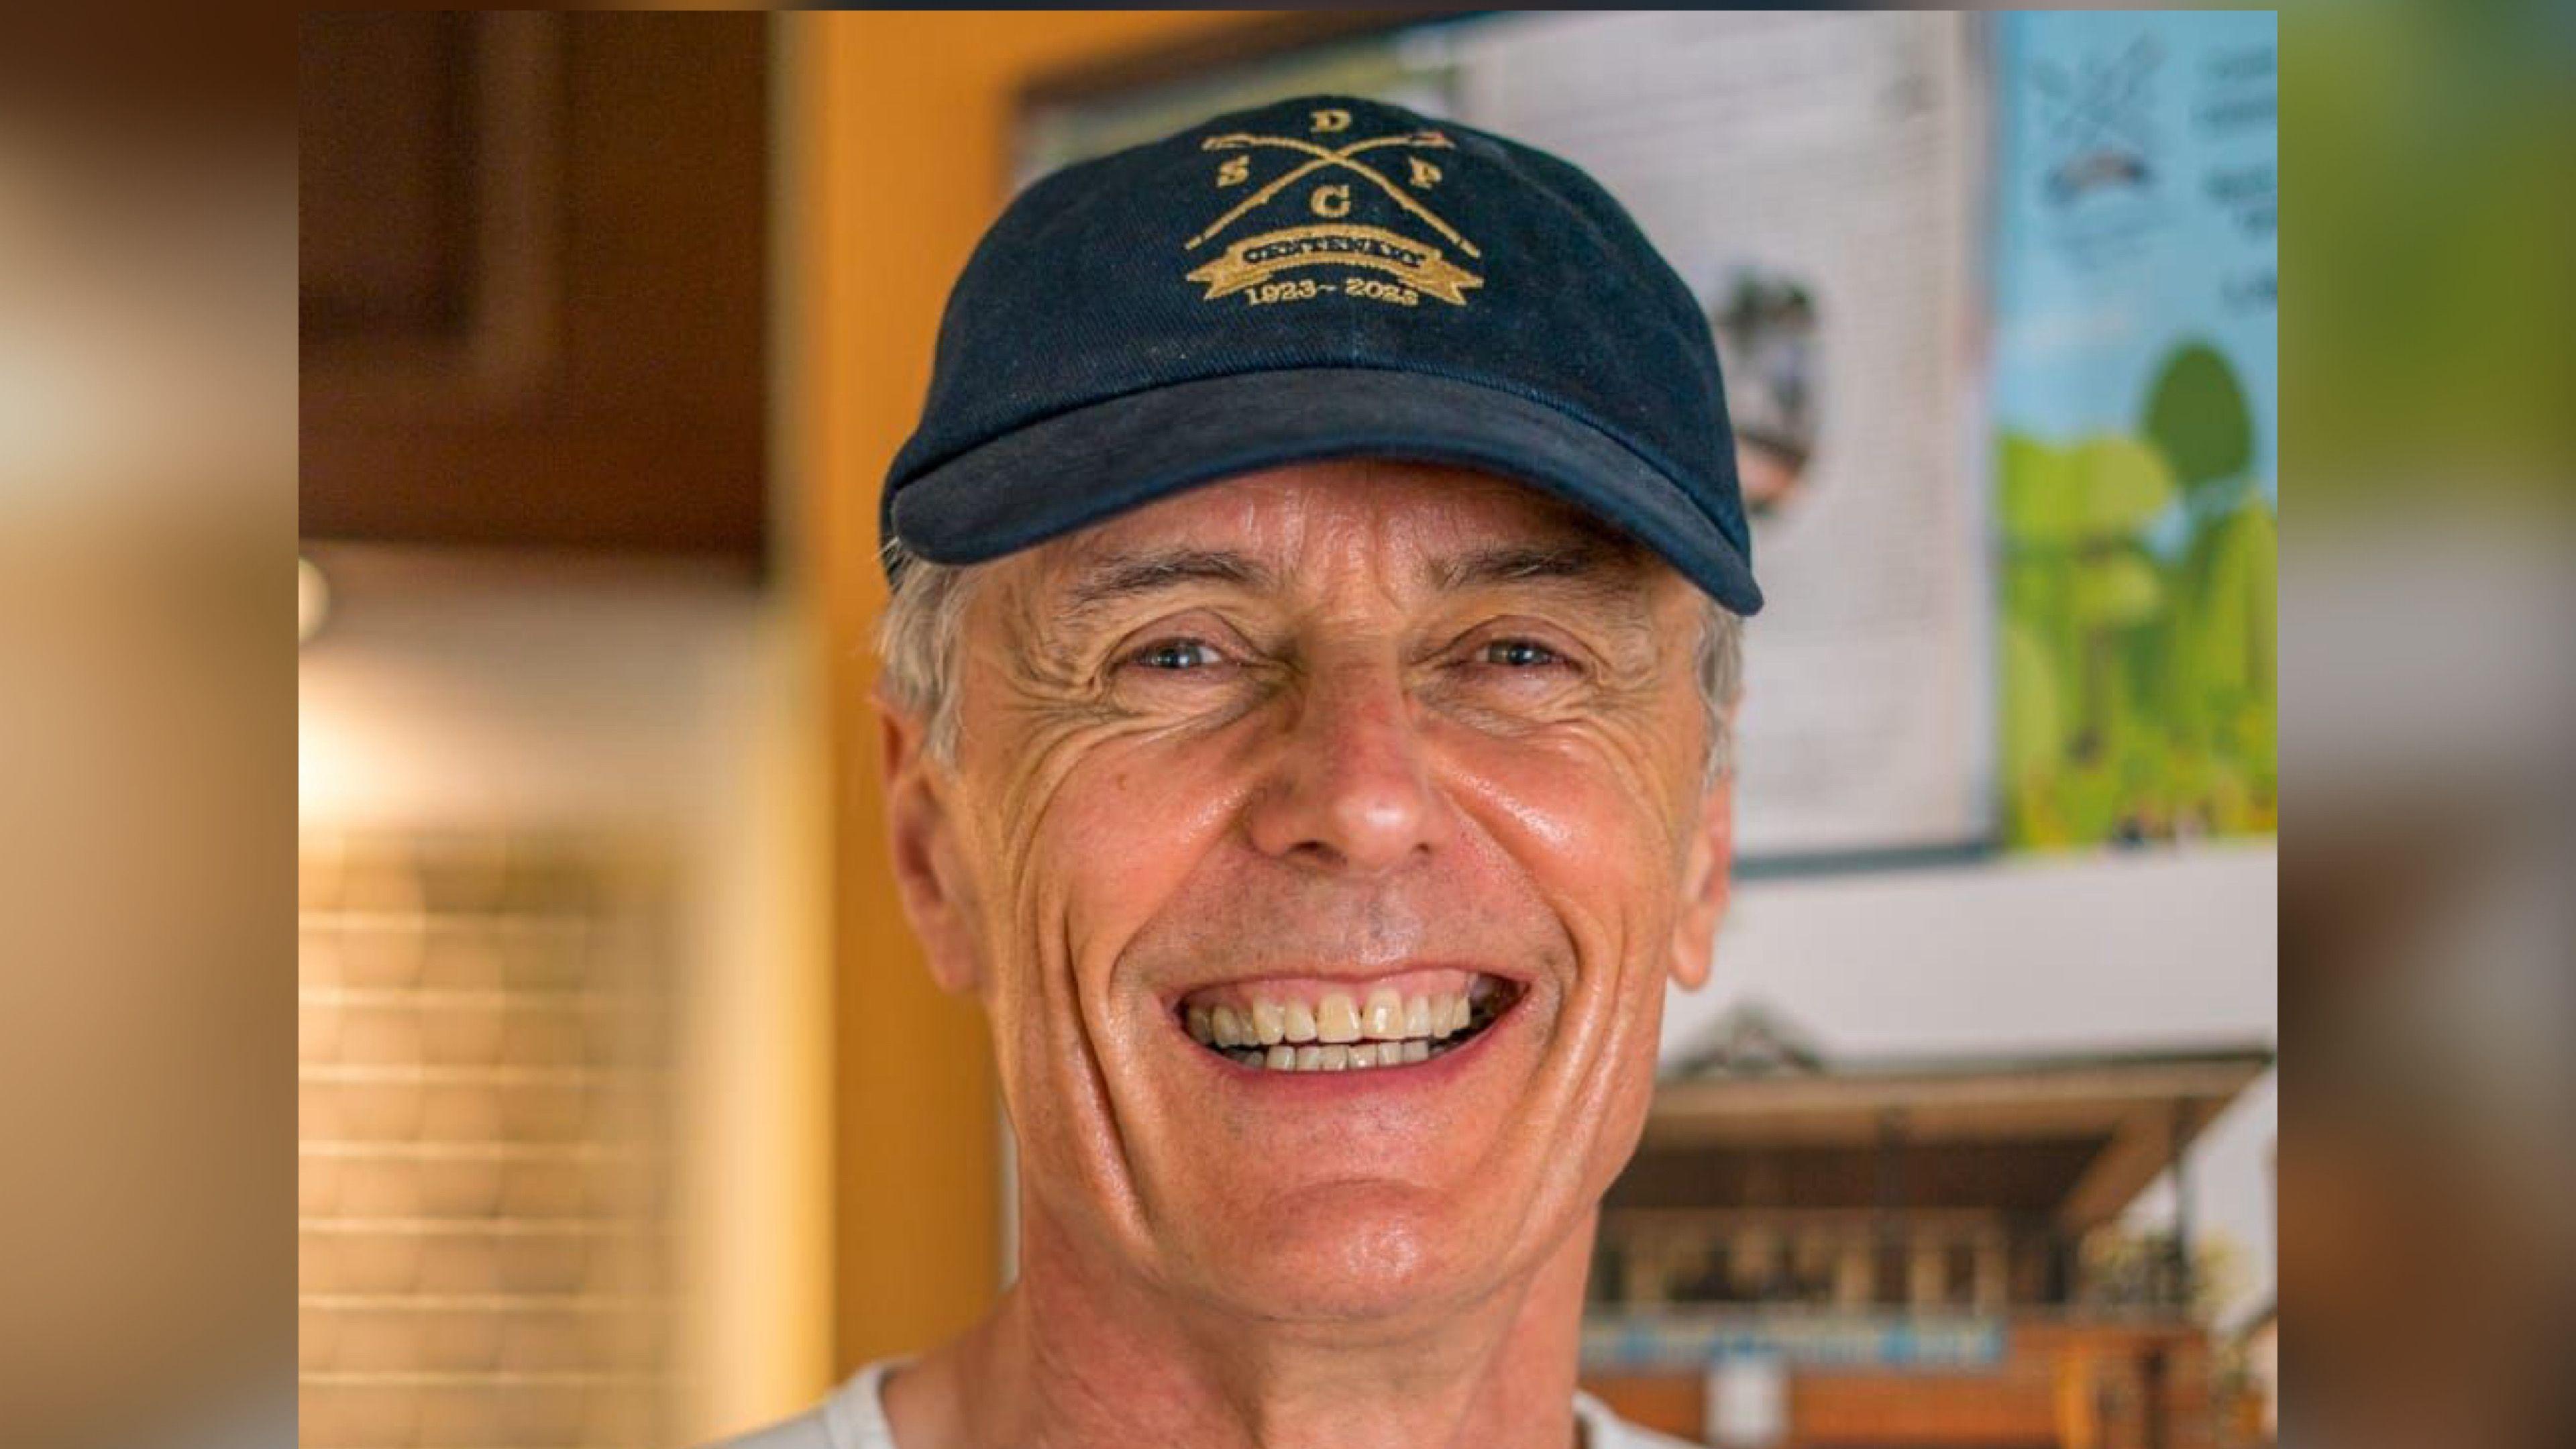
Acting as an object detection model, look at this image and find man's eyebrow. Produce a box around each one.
[1425,537,1651,597]
[1057,548,1277,614]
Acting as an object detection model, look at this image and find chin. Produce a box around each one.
[1182,1180,1518,1326]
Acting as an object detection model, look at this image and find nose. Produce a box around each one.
[1242,660,1451,875]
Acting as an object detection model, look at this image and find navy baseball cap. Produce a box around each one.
[882,93,1763,615]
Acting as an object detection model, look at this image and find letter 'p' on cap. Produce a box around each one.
[881,94,1762,615]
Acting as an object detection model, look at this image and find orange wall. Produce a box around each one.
[782,9,1263,1376]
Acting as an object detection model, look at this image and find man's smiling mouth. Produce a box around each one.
[1174,970,1519,1073]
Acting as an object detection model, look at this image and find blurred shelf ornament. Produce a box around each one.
[300,555,331,645]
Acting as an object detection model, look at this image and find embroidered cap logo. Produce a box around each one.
[1184,107,1484,309]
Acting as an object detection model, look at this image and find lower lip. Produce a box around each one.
[1181,991,1522,1093]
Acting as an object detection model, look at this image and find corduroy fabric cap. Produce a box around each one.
[883,93,1763,615]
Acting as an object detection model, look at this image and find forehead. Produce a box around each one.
[1019,459,1653,590]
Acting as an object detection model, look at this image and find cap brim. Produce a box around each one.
[888,368,1762,614]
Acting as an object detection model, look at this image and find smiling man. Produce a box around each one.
[720,94,1764,1449]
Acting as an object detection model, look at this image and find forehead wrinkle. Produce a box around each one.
[1002,469,1675,656]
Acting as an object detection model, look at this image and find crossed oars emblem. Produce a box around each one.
[1183,127,1484,305]
[1187,129,1480,258]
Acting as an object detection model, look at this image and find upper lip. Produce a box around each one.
[1155,960,1531,1010]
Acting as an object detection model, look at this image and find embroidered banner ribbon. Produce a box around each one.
[1186,224,1483,305]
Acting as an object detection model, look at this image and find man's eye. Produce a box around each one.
[1126,639,1224,672]
[1480,638,1564,669]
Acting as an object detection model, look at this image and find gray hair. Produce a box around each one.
[877,538,1743,783]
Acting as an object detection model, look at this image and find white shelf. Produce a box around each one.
[1668,837,2277,1063]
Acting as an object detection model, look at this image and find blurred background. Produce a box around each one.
[7,7,2571,1449]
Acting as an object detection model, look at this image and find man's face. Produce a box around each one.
[884,460,1735,1326]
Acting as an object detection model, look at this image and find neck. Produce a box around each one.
[885,1205,1599,1449]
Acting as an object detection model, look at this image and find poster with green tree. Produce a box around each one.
[1993,11,2277,849]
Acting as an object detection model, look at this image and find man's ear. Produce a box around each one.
[879,693,983,997]
[1668,766,1736,992]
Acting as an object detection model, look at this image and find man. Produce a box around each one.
[725,94,1763,1449]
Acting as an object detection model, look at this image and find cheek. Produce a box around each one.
[1024,729,1254,973]
[1437,727,1688,936]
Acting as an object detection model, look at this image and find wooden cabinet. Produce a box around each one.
[300,12,768,564]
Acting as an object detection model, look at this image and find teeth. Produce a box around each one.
[1360,988,1403,1040]
[1316,994,1362,1044]
[1218,1031,1470,1072]
[1185,979,1511,1071]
